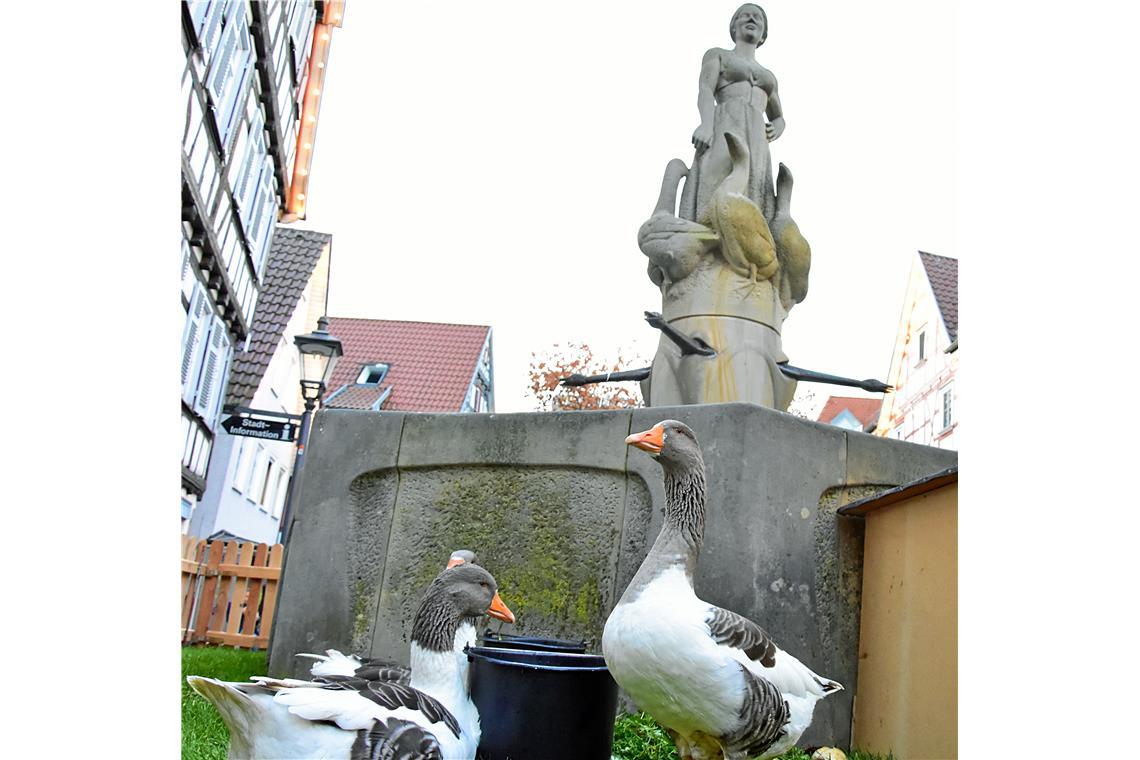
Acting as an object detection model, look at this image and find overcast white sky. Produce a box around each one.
[295,1,955,413]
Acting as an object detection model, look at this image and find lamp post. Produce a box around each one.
[277,316,343,544]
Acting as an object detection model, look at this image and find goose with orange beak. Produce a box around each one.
[190,562,514,759]
[605,420,841,760]
[299,550,486,683]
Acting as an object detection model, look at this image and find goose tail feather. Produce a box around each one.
[186,676,275,754]
[297,649,362,678]
[816,676,843,695]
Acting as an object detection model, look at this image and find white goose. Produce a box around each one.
[188,562,515,760]
[602,420,842,760]
[299,550,481,684]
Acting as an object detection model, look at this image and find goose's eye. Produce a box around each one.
[479,581,488,588]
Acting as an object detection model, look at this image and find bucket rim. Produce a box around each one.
[480,631,588,647]
[466,645,611,672]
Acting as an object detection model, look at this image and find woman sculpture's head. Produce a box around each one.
[729,4,768,46]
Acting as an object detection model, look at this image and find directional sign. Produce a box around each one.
[221,415,298,442]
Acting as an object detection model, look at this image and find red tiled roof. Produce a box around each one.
[817,396,883,431]
[324,318,490,412]
[919,251,958,342]
[324,384,390,410]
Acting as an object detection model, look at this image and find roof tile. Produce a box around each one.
[225,228,332,407]
[919,251,958,342]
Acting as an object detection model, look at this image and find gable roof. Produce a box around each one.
[918,251,958,342]
[324,318,490,412]
[818,396,882,431]
[225,228,332,407]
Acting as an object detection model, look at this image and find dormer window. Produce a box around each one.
[356,363,389,385]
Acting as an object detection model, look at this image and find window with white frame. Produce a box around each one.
[914,325,927,364]
[247,444,267,498]
[256,455,276,512]
[233,438,254,493]
[271,466,289,518]
[941,384,954,430]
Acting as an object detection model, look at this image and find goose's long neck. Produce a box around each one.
[661,460,707,562]
[621,457,708,601]
[408,587,466,700]
[654,159,689,215]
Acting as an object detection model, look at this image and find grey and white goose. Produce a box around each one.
[601,420,842,760]
[299,550,481,684]
[188,562,515,760]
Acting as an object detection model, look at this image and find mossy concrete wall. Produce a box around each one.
[268,403,956,749]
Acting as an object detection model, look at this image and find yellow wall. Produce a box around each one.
[853,484,957,759]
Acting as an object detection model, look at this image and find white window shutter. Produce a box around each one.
[206,11,239,128]
[181,237,196,303]
[194,313,232,427]
[250,156,277,276]
[207,324,233,429]
[181,282,211,403]
[198,0,225,62]
[233,109,265,227]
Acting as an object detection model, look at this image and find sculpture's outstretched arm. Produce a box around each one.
[560,367,652,387]
[778,363,892,394]
[645,311,716,356]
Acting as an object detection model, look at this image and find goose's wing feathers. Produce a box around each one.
[705,604,840,699]
[705,606,778,667]
[350,716,443,760]
[353,663,411,684]
[297,650,411,683]
[324,678,461,740]
[268,677,461,739]
[722,663,790,758]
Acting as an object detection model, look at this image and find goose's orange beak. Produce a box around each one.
[446,556,467,569]
[487,593,515,624]
[626,423,664,454]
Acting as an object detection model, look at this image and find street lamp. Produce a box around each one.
[294,315,344,411]
[278,316,343,544]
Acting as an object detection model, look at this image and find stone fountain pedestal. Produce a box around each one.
[268,403,955,748]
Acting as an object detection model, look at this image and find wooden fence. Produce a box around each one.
[181,535,283,649]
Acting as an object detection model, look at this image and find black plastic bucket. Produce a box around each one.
[467,645,619,760]
[479,631,587,654]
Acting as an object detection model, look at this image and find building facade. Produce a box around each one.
[180,1,342,530]
[189,229,332,543]
[875,251,959,448]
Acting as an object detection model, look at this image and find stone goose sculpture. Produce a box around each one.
[188,563,514,760]
[638,158,720,287]
[702,132,780,284]
[602,420,841,760]
[770,162,811,310]
[299,550,481,684]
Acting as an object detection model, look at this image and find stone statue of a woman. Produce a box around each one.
[637,4,811,410]
[679,3,782,225]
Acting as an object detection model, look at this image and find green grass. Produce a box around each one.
[182,646,267,760]
[181,648,892,760]
[613,711,680,760]
[611,712,896,760]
